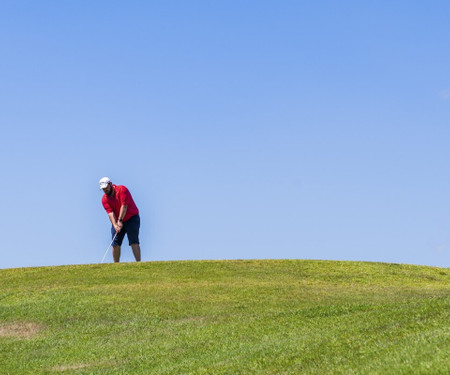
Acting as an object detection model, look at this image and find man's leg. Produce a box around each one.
[127,215,141,262]
[111,223,126,263]
[112,246,121,262]
[131,244,141,262]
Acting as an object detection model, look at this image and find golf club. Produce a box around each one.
[101,232,118,263]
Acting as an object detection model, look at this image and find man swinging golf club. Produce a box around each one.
[99,177,141,262]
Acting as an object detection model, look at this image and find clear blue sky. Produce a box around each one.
[1,1,449,269]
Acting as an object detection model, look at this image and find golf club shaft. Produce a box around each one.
[101,232,118,263]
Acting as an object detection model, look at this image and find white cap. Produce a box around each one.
[99,177,111,190]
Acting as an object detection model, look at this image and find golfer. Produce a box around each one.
[99,177,141,262]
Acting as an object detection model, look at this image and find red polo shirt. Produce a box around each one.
[102,185,139,222]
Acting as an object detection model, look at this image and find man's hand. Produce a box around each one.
[114,221,123,233]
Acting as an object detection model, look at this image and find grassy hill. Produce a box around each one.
[0,259,449,374]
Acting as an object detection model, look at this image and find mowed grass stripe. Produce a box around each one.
[0,259,448,374]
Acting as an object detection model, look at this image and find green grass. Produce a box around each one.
[0,259,449,374]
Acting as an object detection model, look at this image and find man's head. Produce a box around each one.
[99,177,113,195]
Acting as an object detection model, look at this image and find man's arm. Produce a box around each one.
[116,205,128,231]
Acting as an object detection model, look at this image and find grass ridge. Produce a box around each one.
[0,259,448,374]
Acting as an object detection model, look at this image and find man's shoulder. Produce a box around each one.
[116,185,129,193]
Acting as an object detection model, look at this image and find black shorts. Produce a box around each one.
[111,214,140,246]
